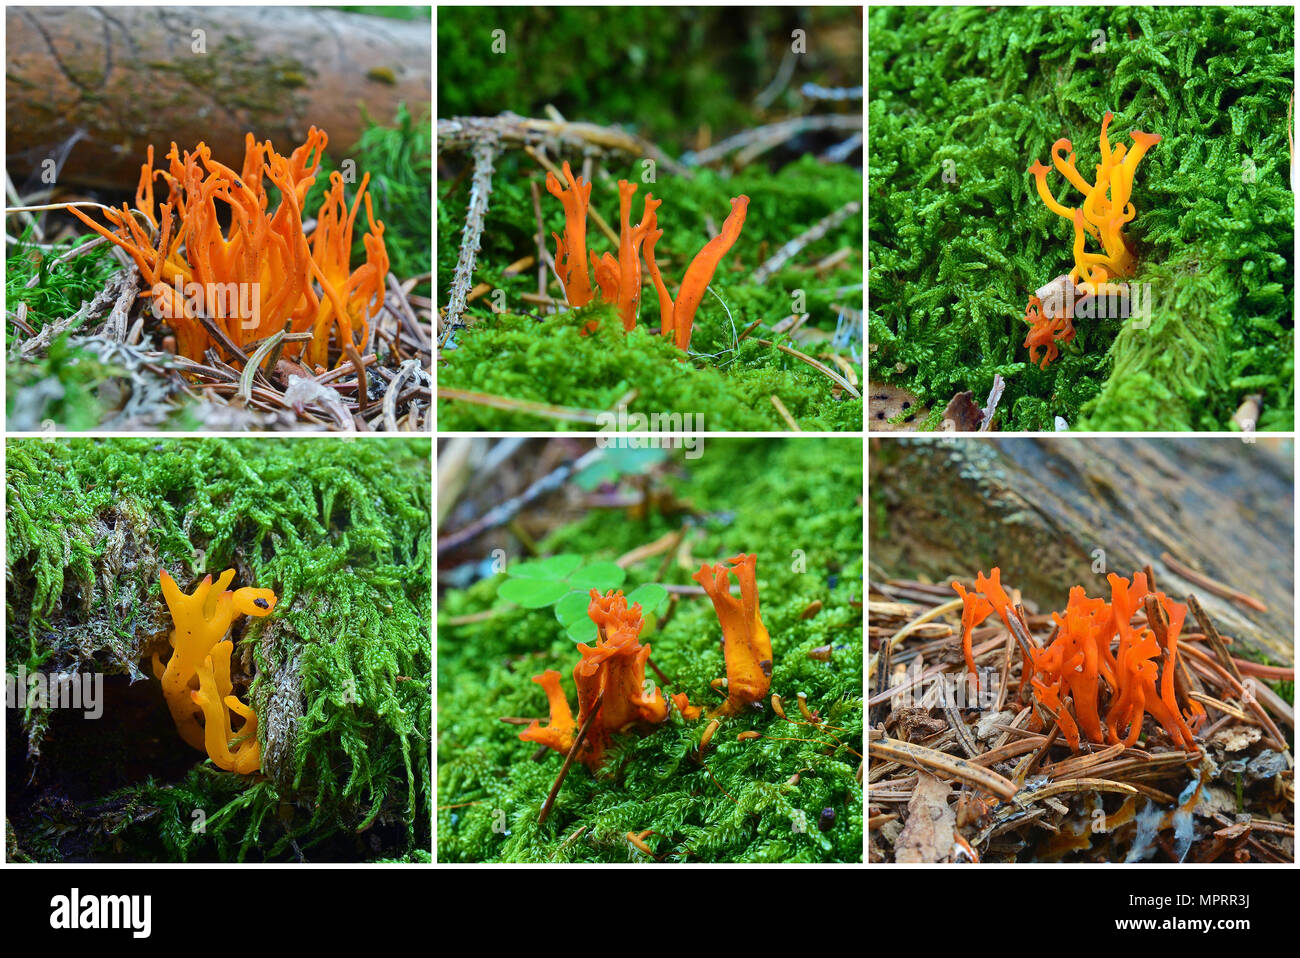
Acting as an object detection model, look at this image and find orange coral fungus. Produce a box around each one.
[545,162,659,331]
[67,128,388,369]
[154,569,276,773]
[545,162,748,350]
[646,196,750,352]
[521,589,682,769]
[951,568,1204,752]
[1021,293,1076,370]
[693,553,773,717]
[545,161,594,308]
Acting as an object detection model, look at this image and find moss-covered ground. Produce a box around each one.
[6,437,432,862]
[436,439,863,862]
[869,6,1294,431]
[438,161,864,431]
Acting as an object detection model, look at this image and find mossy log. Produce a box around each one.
[6,6,430,191]
[870,437,1293,663]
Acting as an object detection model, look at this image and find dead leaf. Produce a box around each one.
[941,391,982,432]
[896,771,956,863]
[1207,725,1262,753]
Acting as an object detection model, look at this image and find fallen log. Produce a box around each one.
[6,5,430,191]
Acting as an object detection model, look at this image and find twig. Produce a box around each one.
[751,200,861,286]
[438,446,605,555]
[681,114,862,167]
[382,358,420,431]
[436,387,615,425]
[387,272,431,352]
[539,691,605,825]
[755,338,862,398]
[234,330,293,404]
[526,146,619,247]
[442,136,500,344]
[1186,592,1245,685]
[1018,779,1139,803]
[769,395,801,430]
[869,737,1019,802]
[529,178,550,303]
[197,313,251,366]
[344,341,369,413]
[439,115,692,179]
[1161,552,1267,612]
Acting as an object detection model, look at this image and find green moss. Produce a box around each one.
[437,439,863,862]
[439,158,864,430]
[439,309,861,430]
[5,232,119,348]
[6,438,431,862]
[869,5,1294,431]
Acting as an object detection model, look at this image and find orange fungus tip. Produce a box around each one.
[545,166,748,351]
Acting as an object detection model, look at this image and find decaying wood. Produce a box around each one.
[7,6,430,191]
[869,437,1292,663]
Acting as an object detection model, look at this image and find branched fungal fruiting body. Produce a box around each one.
[545,161,594,309]
[154,569,276,773]
[520,555,773,771]
[1023,112,1160,367]
[520,588,682,769]
[952,568,1204,752]
[693,553,773,717]
[1021,294,1077,370]
[545,160,748,351]
[67,128,389,370]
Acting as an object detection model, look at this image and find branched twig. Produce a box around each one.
[682,114,862,167]
[751,200,861,286]
[442,137,500,344]
[438,446,605,555]
[539,691,605,826]
[439,115,691,178]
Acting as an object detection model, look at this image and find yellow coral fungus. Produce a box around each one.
[67,128,389,369]
[1023,112,1160,366]
[692,553,773,717]
[191,640,262,774]
[154,569,276,773]
[1028,112,1160,284]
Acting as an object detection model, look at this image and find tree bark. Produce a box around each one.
[6,5,430,191]
[870,437,1293,663]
